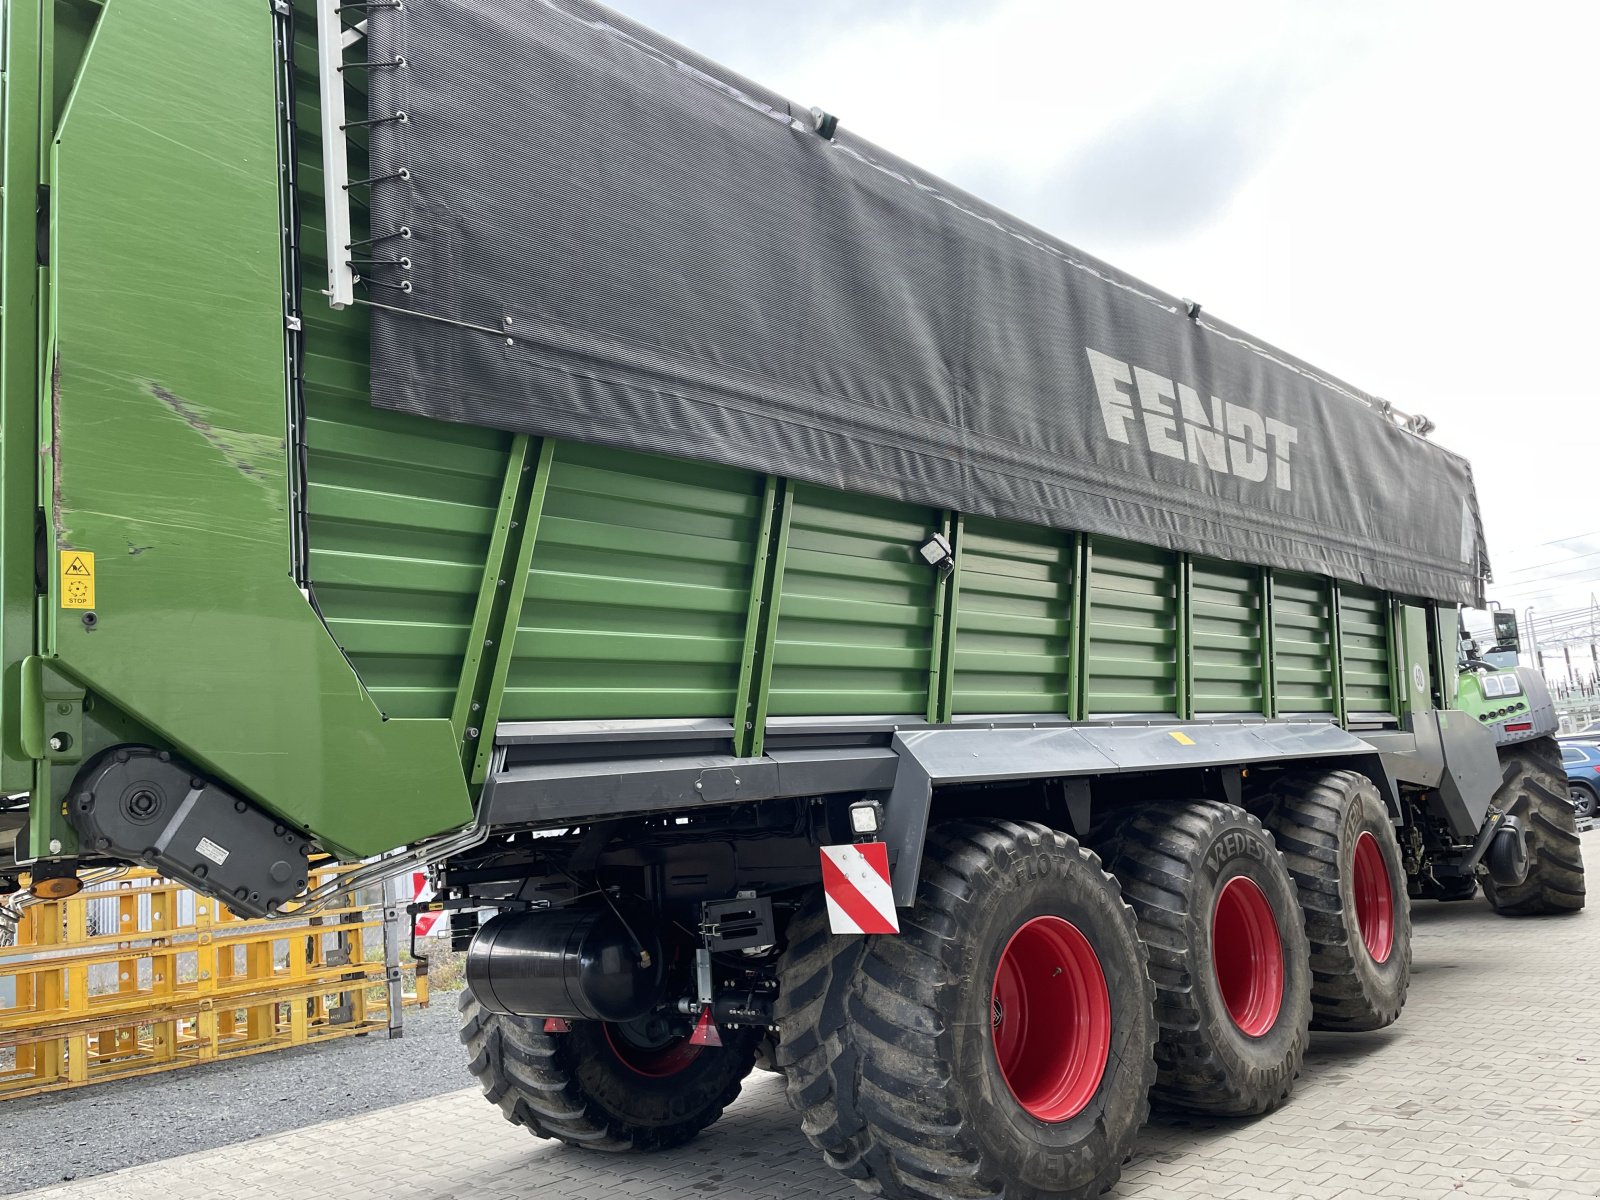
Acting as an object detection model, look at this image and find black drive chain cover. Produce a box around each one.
[69,746,312,917]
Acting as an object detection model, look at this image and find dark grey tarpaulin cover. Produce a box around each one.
[364,0,1488,604]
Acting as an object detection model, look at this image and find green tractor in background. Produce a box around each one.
[1433,608,1583,912]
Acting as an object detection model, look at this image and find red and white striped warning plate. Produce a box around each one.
[820,843,900,935]
[412,871,443,938]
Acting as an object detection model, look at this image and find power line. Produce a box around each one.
[1490,565,1600,594]
[1525,529,1600,550]
[1500,602,1600,651]
[1471,601,1600,635]
[1496,548,1600,578]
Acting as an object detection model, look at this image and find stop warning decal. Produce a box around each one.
[60,551,95,609]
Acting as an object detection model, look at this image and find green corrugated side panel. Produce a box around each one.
[769,485,939,717]
[952,517,1074,715]
[294,12,764,728]
[503,442,764,720]
[294,20,511,721]
[1339,583,1395,718]
[304,391,510,719]
[1191,557,1264,713]
[1086,538,1179,715]
[1272,572,1336,714]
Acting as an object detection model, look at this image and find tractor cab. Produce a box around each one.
[1457,607,1554,745]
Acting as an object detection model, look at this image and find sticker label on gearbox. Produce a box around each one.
[196,837,231,866]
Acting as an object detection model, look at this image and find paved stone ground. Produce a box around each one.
[17,834,1600,1200]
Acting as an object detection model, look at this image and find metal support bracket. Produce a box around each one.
[694,948,714,1007]
[699,895,775,952]
[315,0,356,308]
[15,656,84,765]
[382,873,406,1038]
[732,478,791,759]
[1063,777,1091,833]
[453,438,553,786]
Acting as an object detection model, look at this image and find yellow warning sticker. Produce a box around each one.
[60,551,95,609]
[1168,730,1196,746]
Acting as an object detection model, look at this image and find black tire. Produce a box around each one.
[1101,801,1311,1116]
[772,887,872,1182]
[459,989,760,1152]
[753,1032,781,1073]
[1417,874,1479,903]
[1263,769,1411,1032]
[774,819,1156,1200]
[1569,781,1598,822]
[1482,740,1587,916]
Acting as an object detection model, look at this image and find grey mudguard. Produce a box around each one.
[881,721,1375,906]
[1361,710,1501,839]
[1435,712,1505,833]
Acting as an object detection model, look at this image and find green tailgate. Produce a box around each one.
[40,0,470,856]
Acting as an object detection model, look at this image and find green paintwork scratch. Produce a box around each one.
[149,383,283,489]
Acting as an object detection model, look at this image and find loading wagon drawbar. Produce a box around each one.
[0,1,1584,1196]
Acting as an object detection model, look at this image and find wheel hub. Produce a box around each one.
[1212,875,1285,1037]
[990,916,1111,1123]
[1351,831,1396,963]
[603,1015,703,1078]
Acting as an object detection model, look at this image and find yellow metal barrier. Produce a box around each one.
[0,867,428,1100]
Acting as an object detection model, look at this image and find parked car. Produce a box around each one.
[1561,743,1600,818]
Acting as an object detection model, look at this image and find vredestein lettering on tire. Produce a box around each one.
[1102,800,1311,1116]
[775,818,1156,1200]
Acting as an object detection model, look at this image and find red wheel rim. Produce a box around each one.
[1351,831,1395,964]
[602,1019,702,1078]
[990,916,1111,1123]
[1212,876,1285,1038]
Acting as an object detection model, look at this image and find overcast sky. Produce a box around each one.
[615,0,1600,627]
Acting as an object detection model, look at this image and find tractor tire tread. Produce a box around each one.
[1484,740,1586,916]
[1265,770,1411,1032]
[458,989,754,1153]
